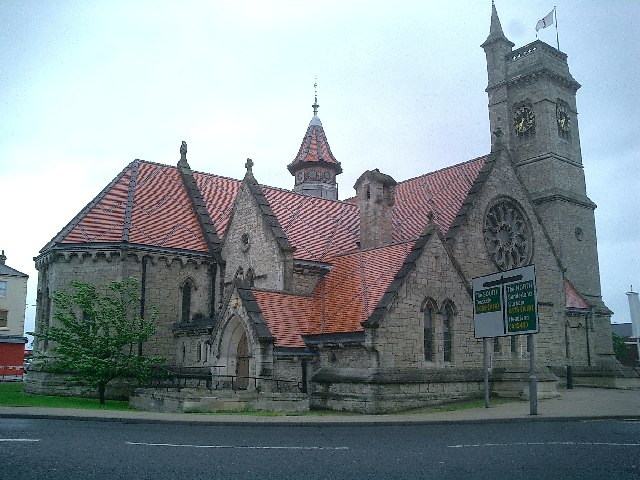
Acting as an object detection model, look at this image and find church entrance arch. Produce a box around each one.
[216,315,253,390]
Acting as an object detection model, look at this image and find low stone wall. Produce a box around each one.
[24,370,138,400]
[490,367,560,399]
[311,366,563,413]
[311,367,487,413]
[549,364,640,390]
[130,388,309,413]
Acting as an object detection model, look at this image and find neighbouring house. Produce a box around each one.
[27,4,638,412]
[0,250,28,379]
[611,323,639,367]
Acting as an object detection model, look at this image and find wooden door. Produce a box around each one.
[235,332,249,389]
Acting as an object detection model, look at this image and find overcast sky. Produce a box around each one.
[1,1,638,342]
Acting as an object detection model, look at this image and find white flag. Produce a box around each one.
[536,9,555,31]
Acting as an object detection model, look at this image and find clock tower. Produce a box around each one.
[288,94,342,200]
[482,3,607,311]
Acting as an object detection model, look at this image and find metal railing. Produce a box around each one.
[146,366,305,393]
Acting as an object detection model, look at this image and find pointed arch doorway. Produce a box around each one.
[235,332,250,389]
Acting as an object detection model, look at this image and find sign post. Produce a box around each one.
[473,265,539,413]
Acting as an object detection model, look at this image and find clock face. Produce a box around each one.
[556,103,571,132]
[514,105,535,134]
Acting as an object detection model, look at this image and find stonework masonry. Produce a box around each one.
[26,5,636,410]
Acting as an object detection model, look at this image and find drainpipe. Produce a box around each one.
[210,264,217,318]
[139,255,148,356]
[321,277,326,335]
[564,322,573,389]
[585,309,592,367]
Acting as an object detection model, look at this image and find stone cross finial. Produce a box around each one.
[245,158,254,173]
[180,141,187,160]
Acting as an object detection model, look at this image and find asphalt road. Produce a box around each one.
[2,418,639,479]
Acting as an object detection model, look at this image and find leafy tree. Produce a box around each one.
[612,332,629,364]
[33,278,163,405]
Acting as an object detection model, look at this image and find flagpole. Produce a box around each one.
[554,6,560,50]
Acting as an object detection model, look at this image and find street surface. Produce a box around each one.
[2,418,639,479]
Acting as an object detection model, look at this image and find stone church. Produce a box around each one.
[28,5,637,412]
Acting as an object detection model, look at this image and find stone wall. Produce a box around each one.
[311,367,485,413]
[447,150,568,368]
[31,247,215,363]
[369,234,479,369]
[222,182,291,292]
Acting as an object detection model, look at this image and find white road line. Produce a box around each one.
[448,441,640,448]
[0,439,41,442]
[126,441,347,450]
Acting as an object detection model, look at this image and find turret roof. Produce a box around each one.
[287,102,342,174]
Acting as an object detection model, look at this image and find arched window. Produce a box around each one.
[442,301,454,363]
[181,280,193,323]
[422,299,436,362]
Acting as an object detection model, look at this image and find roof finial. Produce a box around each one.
[312,77,319,116]
[180,140,187,161]
[245,158,254,173]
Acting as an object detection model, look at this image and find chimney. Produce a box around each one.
[354,169,397,249]
[0,250,5,265]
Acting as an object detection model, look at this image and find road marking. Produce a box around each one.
[0,439,41,442]
[448,441,640,448]
[126,441,347,450]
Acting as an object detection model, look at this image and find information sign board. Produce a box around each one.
[473,265,539,338]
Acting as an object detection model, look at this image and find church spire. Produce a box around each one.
[481,1,514,48]
[287,83,342,200]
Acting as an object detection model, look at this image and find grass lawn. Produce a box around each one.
[0,382,512,415]
[0,382,134,411]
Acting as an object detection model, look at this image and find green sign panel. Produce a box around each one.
[506,280,536,333]
[474,287,501,314]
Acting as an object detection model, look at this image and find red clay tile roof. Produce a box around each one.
[252,290,317,348]
[127,162,207,251]
[43,151,489,348]
[194,172,359,261]
[193,171,241,242]
[287,116,342,174]
[264,188,359,261]
[310,241,414,336]
[58,165,132,245]
[392,157,486,242]
[252,241,414,347]
[58,161,209,252]
[49,155,484,262]
[565,279,591,309]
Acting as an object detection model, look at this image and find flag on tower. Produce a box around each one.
[536,8,555,31]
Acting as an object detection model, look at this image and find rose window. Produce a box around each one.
[484,200,532,271]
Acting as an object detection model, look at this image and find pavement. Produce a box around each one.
[1,387,638,425]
